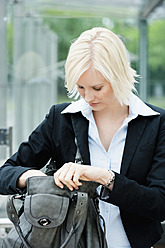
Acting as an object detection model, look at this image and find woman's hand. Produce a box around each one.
[54,162,114,191]
[17,169,47,189]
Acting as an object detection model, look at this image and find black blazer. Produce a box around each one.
[0,102,165,248]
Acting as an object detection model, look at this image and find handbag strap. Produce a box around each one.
[7,190,89,248]
[7,195,31,248]
[60,191,88,248]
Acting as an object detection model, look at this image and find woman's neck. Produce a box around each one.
[93,102,129,120]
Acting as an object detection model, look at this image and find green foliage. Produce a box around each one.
[43,9,101,18]
[42,17,139,98]
[148,96,165,109]
[43,17,139,64]
[6,8,165,96]
[112,21,139,70]
[7,21,13,65]
[148,20,165,71]
[148,20,165,86]
[43,17,105,61]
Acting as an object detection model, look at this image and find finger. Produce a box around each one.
[64,163,84,187]
[54,163,69,180]
[64,170,79,190]
[57,163,78,190]
[72,165,83,185]
[54,163,71,189]
[73,170,83,186]
[60,172,80,191]
[54,173,64,189]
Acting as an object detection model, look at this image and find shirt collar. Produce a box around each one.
[129,93,159,117]
[61,93,160,119]
[61,98,91,114]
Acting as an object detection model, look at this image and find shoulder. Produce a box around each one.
[50,102,71,113]
[145,103,165,134]
[146,103,165,115]
[46,103,71,119]
[145,103,165,123]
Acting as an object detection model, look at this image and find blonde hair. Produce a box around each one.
[65,27,138,105]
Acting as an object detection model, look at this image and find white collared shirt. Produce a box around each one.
[62,93,159,248]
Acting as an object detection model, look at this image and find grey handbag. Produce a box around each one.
[2,176,107,248]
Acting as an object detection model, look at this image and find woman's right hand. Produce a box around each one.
[54,162,114,191]
[17,169,46,188]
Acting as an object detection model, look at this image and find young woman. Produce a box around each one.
[0,27,165,248]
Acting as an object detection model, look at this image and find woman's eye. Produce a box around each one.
[77,85,84,90]
[94,87,102,91]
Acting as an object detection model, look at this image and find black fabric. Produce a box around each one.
[1,103,165,247]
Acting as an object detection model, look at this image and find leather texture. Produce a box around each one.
[2,176,107,248]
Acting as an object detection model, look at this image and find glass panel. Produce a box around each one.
[147,19,165,109]
[1,0,165,243]
[0,7,139,226]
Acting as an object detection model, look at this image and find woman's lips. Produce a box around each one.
[89,103,99,107]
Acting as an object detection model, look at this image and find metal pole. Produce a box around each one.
[0,0,7,160]
[50,32,58,105]
[13,2,24,149]
[139,19,148,102]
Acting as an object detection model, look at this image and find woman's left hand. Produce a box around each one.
[53,162,111,191]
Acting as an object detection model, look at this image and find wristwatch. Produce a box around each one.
[104,170,115,187]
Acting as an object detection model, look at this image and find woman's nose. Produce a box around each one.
[84,91,94,102]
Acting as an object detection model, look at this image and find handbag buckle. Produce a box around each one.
[38,218,51,227]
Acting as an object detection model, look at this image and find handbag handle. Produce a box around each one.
[7,195,31,248]
[7,191,88,248]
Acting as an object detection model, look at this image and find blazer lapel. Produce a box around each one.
[71,112,90,165]
[121,116,148,175]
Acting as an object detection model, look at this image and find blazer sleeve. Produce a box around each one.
[100,111,165,222]
[0,105,56,195]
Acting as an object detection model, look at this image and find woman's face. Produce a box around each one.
[77,68,117,112]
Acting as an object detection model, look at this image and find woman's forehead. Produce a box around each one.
[78,68,106,84]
